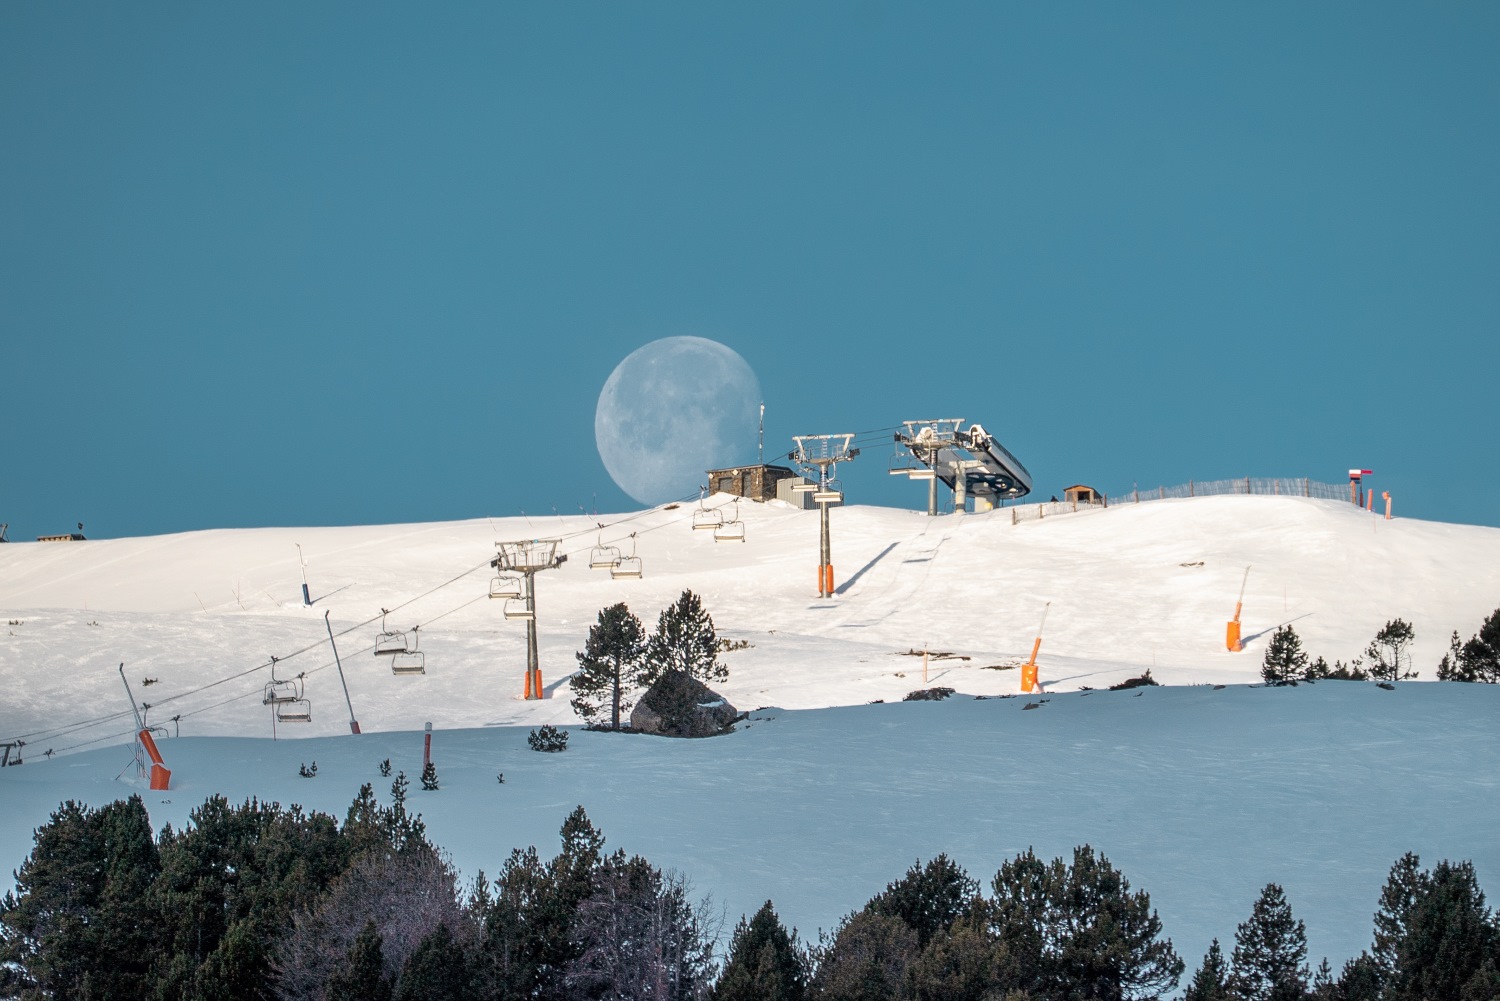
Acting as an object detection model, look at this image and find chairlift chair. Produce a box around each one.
[813,478,844,504]
[262,656,302,705]
[692,488,723,530]
[907,467,936,481]
[790,481,817,493]
[713,499,746,543]
[277,698,312,723]
[489,574,522,599]
[374,608,411,655]
[888,452,920,476]
[390,625,425,675]
[610,533,643,579]
[504,596,535,621]
[589,528,622,569]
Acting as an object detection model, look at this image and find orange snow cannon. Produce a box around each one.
[1020,603,1050,694]
[1226,566,1250,652]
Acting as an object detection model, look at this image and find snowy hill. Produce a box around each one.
[2,494,1499,973]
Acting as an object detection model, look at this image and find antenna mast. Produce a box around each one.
[756,402,768,465]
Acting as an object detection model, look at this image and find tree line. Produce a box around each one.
[1261,605,1500,687]
[4,787,1496,1000]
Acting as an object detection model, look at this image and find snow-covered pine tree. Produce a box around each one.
[570,603,645,729]
[640,589,728,686]
[1229,883,1309,1001]
[1261,626,1308,686]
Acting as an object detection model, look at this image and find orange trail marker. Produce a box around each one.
[1226,565,1251,652]
[1021,602,1050,693]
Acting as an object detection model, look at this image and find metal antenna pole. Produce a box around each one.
[758,403,765,465]
[324,610,360,734]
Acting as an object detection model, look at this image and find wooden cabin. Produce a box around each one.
[1062,484,1105,507]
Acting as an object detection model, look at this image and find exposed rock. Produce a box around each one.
[630,670,738,738]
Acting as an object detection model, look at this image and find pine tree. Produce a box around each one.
[1366,619,1418,682]
[420,760,439,791]
[570,603,646,729]
[1229,883,1309,1001]
[864,854,979,949]
[1261,626,1308,686]
[714,900,807,1001]
[811,910,919,1001]
[1337,953,1384,1001]
[1385,859,1497,1001]
[1183,938,1232,1001]
[1440,608,1500,683]
[393,922,470,1001]
[1309,957,1337,999]
[640,589,728,686]
[326,920,394,1001]
[987,845,1183,1001]
[1373,851,1426,981]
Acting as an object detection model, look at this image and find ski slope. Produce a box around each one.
[2,495,1499,973]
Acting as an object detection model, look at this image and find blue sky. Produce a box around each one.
[3,3,1497,539]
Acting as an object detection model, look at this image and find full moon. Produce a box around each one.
[595,337,762,506]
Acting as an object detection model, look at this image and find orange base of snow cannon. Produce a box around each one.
[1226,620,1242,652]
[1021,662,1039,694]
[149,764,172,790]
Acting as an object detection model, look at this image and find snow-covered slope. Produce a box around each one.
[2,496,1498,973]
[1,495,1496,744]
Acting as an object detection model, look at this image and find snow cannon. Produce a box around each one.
[1226,566,1251,653]
[137,729,171,791]
[1021,602,1050,694]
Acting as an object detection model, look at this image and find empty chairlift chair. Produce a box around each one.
[692,490,723,531]
[713,499,746,543]
[888,451,921,477]
[277,695,312,723]
[374,608,410,656]
[612,533,643,579]
[814,478,844,504]
[504,579,535,619]
[589,529,621,570]
[489,573,522,599]
[390,624,426,675]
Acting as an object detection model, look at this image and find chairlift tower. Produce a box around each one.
[493,539,567,699]
[895,419,964,516]
[791,434,859,598]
